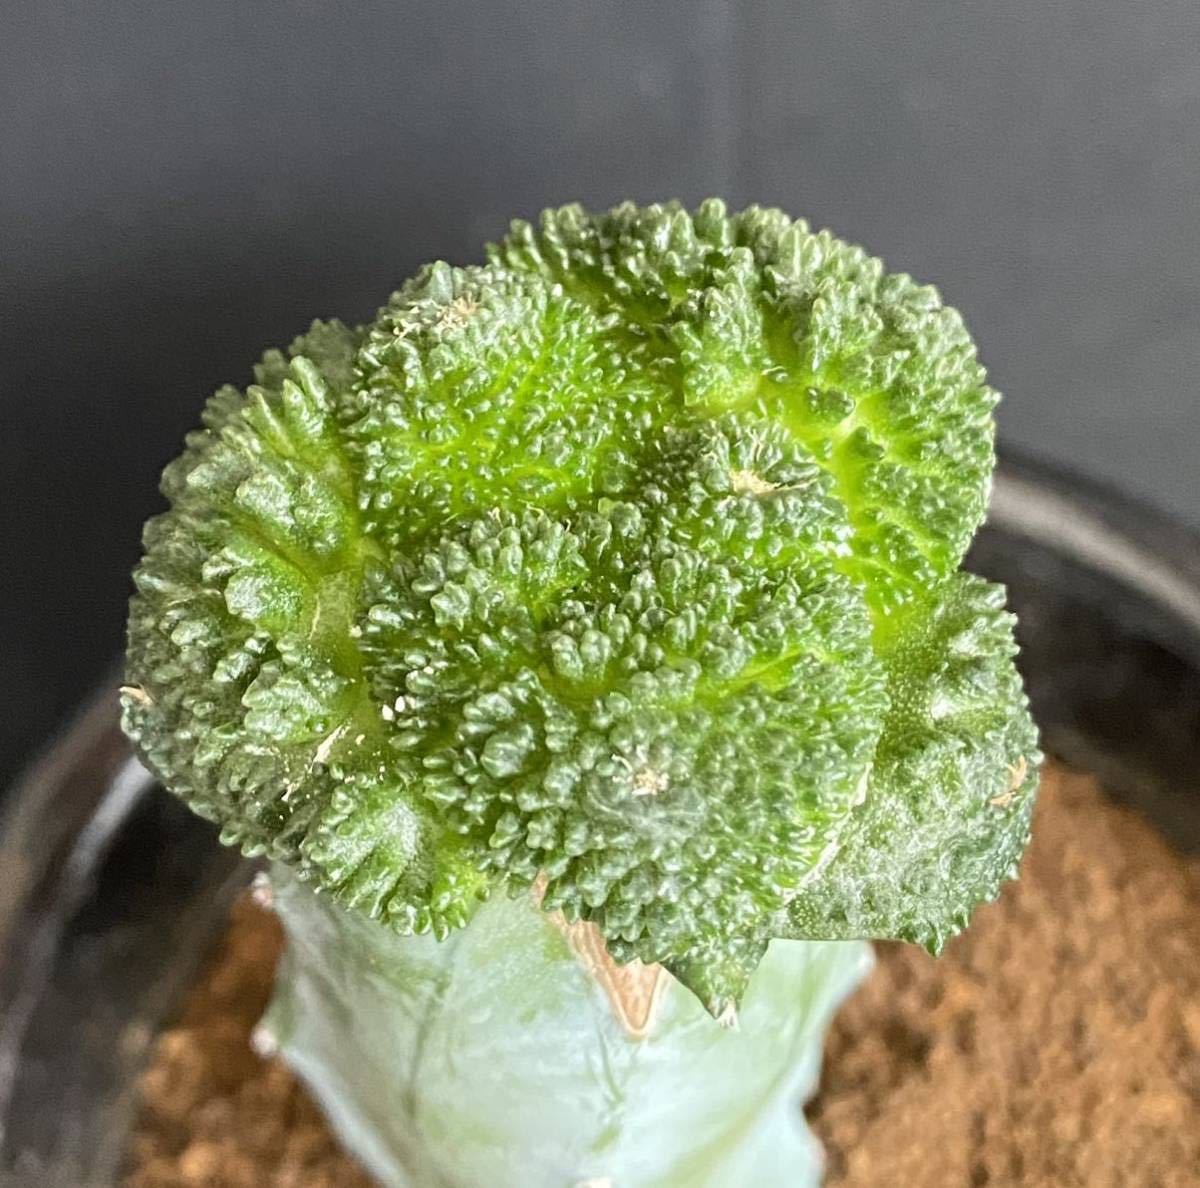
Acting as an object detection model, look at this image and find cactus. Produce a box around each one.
[123,201,1039,1185]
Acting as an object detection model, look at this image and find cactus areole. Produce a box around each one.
[123,201,1039,1186]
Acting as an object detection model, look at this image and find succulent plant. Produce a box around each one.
[123,200,1039,1186]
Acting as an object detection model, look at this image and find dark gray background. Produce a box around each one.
[3,1,1198,788]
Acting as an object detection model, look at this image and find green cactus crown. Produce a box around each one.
[122,200,1038,1016]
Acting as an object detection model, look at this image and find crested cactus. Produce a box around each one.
[123,200,1039,1186]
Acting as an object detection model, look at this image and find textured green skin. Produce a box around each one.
[122,200,1039,1014]
[264,865,871,1188]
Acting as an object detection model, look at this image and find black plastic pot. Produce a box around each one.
[1,453,1198,1187]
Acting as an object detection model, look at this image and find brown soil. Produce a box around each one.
[123,898,373,1188]
[125,762,1200,1187]
[811,763,1200,1186]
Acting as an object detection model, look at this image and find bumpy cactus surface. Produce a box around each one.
[123,200,1038,1186]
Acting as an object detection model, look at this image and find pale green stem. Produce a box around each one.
[261,867,871,1188]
